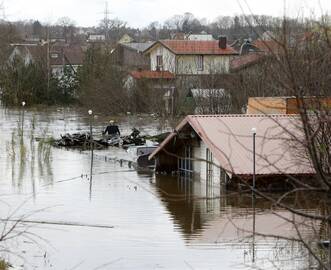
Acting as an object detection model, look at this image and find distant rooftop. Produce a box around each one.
[146,40,238,55]
[122,42,155,53]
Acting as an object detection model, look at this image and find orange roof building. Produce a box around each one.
[154,40,238,55]
[144,38,239,75]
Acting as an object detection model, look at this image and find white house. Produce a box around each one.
[144,37,238,75]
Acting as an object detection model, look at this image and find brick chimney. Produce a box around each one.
[218,36,227,49]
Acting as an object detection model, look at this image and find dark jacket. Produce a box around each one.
[104,125,120,136]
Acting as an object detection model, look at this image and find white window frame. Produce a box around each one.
[206,148,213,179]
[179,145,193,176]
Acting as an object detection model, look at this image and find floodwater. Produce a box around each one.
[0,106,317,269]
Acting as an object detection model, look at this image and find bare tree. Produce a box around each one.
[57,17,76,43]
[226,15,331,269]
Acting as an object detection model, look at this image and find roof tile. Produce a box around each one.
[158,40,238,55]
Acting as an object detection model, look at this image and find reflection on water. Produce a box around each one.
[0,106,319,269]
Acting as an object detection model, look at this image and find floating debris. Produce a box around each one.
[53,133,107,150]
[51,129,168,150]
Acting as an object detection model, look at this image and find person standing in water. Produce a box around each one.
[103,120,120,137]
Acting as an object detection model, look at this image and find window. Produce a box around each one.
[179,145,193,176]
[206,148,213,180]
[197,55,204,71]
[50,53,59,59]
[156,55,163,70]
[206,148,213,198]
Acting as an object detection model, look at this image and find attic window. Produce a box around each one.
[51,53,58,59]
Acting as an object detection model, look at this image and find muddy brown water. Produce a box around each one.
[0,106,316,269]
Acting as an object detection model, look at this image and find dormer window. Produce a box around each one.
[51,53,59,59]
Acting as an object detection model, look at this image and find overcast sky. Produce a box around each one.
[2,0,331,28]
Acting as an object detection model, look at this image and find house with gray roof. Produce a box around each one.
[112,41,155,70]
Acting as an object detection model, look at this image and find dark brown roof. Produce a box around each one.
[25,45,47,62]
[146,40,238,55]
[50,45,84,66]
[16,44,84,66]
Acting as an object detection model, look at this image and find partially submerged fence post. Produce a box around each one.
[88,109,94,198]
[251,127,256,263]
[21,101,26,136]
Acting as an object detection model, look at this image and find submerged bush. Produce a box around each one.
[0,57,79,106]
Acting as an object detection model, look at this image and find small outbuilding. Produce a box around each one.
[149,114,315,189]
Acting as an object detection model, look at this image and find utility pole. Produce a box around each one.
[103,1,111,41]
[251,127,256,264]
[88,109,94,199]
[46,26,50,101]
[0,1,6,20]
[171,86,175,118]
[21,101,26,137]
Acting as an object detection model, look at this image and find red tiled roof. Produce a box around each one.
[129,70,175,80]
[230,53,266,71]
[150,114,314,177]
[155,40,238,55]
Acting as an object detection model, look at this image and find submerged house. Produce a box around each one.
[149,114,314,188]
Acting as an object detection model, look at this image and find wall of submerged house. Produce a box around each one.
[194,141,229,195]
[154,127,229,195]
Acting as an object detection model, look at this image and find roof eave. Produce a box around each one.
[143,41,161,55]
[148,117,190,160]
[143,41,178,55]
